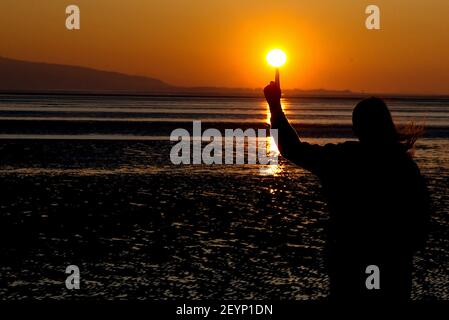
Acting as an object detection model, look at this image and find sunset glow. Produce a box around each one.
[0,1,448,94]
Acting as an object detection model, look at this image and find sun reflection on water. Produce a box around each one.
[260,103,283,176]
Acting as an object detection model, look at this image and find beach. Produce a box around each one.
[0,95,448,300]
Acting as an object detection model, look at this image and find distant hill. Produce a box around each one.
[3,56,442,98]
[0,56,174,93]
[0,56,362,97]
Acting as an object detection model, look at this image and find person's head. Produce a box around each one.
[352,97,398,144]
[352,97,422,152]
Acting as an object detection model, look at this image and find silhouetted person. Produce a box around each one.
[264,82,430,301]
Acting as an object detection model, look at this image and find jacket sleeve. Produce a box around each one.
[270,109,333,175]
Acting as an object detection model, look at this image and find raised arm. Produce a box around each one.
[264,82,302,158]
[264,81,330,174]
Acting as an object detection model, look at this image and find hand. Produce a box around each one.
[264,81,282,113]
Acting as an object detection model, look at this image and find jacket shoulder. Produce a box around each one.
[322,140,360,153]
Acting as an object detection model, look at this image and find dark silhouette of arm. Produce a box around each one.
[269,103,302,159]
[265,82,329,174]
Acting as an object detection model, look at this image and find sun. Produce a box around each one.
[266,49,287,68]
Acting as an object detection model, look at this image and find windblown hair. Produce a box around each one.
[352,97,424,156]
[398,121,424,155]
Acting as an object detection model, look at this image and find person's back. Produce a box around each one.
[318,141,429,300]
[264,83,430,301]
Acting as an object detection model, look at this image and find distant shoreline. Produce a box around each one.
[1,91,449,101]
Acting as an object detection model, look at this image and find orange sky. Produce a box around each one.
[0,0,448,94]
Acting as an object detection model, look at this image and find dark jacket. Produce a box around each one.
[271,110,430,299]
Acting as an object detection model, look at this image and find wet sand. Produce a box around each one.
[0,139,448,300]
